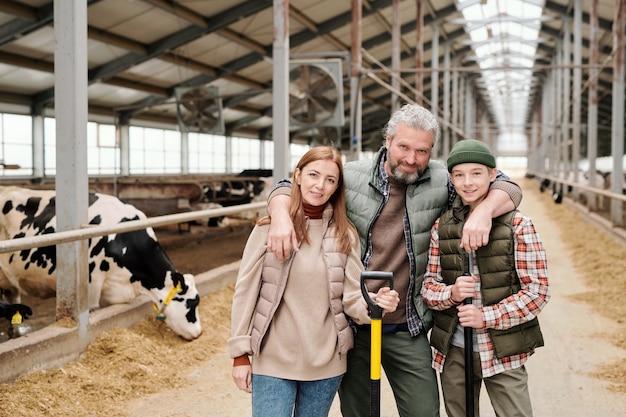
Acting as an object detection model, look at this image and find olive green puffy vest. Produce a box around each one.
[430,204,544,359]
[343,148,449,331]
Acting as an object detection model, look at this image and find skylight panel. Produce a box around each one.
[508,70,530,81]
[481,1,499,18]
[480,56,497,67]
[475,44,493,57]
[510,56,535,68]
[468,26,490,42]
[507,22,525,38]
[518,43,536,56]
[504,0,543,18]
[456,0,544,135]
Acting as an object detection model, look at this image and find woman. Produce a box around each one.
[228,146,399,417]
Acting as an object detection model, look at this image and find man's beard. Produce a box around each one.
[389,162,425,184]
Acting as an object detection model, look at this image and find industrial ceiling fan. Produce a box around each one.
[175,86,225,134]
[288,59,344,127]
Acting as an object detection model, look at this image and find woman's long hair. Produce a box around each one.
[260,146,356,254]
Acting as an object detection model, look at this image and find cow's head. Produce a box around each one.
[153,272,202,340]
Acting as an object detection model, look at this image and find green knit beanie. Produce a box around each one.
[446,139,496,172]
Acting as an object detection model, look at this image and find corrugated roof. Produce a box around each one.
[0,0,619,154]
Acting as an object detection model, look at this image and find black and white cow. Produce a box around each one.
[202,176,269,208]
[0,299,32,323]
[0,186,202,340]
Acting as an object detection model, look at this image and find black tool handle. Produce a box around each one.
[360,271,394,320]
[464,251,475,417]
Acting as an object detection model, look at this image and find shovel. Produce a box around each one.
[360,271,394,417]
[464,251,475,417]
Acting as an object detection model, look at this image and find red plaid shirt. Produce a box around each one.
[422,211,550,378]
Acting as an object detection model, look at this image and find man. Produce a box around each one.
[266,103,522,417]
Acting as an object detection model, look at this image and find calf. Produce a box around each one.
[0,186,202,340]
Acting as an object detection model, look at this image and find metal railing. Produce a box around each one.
[526,171,626,230]
[0,202,266,254]
[527,171,626,203]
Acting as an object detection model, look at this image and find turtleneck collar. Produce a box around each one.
[303,202,325,219]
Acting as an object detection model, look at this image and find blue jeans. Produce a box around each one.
[251,374,343,417]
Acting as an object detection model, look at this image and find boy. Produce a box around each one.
[421,139,550,417]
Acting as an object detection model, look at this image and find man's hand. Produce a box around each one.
[267,194,298,262]
[460,188,515,253]
[461,203,492,252]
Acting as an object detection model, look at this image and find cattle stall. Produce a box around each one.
[1,173,272,219]
[0,197,265,383]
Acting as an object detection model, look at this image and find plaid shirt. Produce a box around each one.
[362,156,515,337]
[422,211,550,378]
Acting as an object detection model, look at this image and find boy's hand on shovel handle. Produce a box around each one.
[452,274,474,303]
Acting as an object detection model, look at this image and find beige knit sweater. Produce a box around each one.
[229,218,370,381]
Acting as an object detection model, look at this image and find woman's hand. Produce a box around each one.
[232,364,252,393]
[373,287,400,314]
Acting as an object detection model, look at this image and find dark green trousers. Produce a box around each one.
[338,330,440,417]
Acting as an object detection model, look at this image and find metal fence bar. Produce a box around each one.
[0,202,266,254]
[527,172,626,203]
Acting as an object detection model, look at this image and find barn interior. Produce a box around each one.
[0,0,624,389]
[0,0,621,176]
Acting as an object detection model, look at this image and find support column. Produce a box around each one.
[442,43,451,158]
[349,0,362,161]
[458,76,465,138]
[553,40,562,179]
[572,0,582,186]
[430,22,439,118]
[588,0,599,210]
[180,130,189,174]
[481,110,490,149]
[414,0,424,105]
[272,0,290,180]
[118,123,130,176]
[464,80,474,139]
[391,0,400,112]
[226,135,233,173]
[611,0,625,225]
[451,58,459,146]
[541,73,552,175]
[561,17,571,180]
[529,108,540,173]
[31,108,45,179]
[53,0,89,350]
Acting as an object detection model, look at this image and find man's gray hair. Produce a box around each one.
[382,103,440,145]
